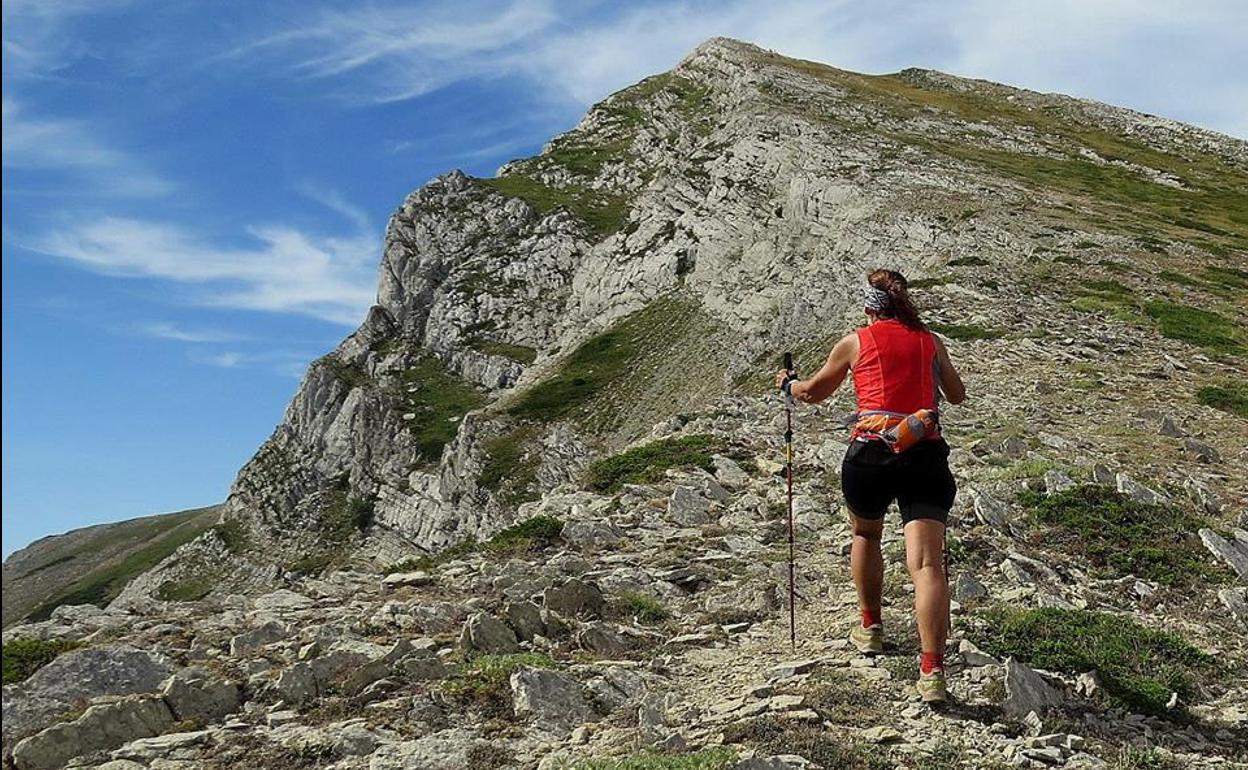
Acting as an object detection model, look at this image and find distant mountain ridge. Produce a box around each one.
[2,505,221,627]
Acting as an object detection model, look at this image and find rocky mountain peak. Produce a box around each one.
[3,37,1246,770]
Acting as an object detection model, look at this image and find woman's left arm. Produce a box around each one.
[775,333,857,404]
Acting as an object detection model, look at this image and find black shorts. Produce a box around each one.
[841,438,956,525]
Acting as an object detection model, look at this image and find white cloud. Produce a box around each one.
[136,322,243,344]
[190,349,314,378]
[1,99,174,196]
[219,0,1247,137]
[215,0,559,104]
[29,192,380,326]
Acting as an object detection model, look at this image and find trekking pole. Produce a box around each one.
[782,351,797,650]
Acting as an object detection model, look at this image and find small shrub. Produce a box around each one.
[948,255,988,266]
[585,435,719,492]
[212,518,250,555]
[440,652,556,717]
[3,639,84,684]
[483,515,564,555]
[976,608,1214,715]
[321,492,375,544]
[1020,485,1227,586]
[1109,746,1184,770]
[929,322,1004,341]
[155,575,217,602]
[563,749,737,770]
[478,426,542,506]
[1144,301,1244,355]
[721,717,889,770]
[618,592,670,624]
[395,515,564,571]
[469,340,538,364]
[1196,379,1248,417]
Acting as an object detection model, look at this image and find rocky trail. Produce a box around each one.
[4,388,1246,769]
[4,36,1247,770]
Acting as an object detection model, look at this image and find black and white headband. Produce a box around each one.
[864,285,891,312]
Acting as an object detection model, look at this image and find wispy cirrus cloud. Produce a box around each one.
[135,322,244,344]
[189,349,315,378]
[1,99,174,197]
[214,0,559,104]
[28,190,379,326]
[216,0,1247,138]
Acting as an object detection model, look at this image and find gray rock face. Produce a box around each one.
[668,486,712,525]
[2,646,172,747]
[1116,473,1168,505]
[542,579,605,619]
[510,668,590,733]
[228,619,288,655]
[1199,528,1248,584]
[458,612,520,654]
[367,729,486,770]
[160,676,241,724]
[12,695,174,770]
[1003,658,1065,717]
[504,600,546,641]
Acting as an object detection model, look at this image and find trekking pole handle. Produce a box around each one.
[782,351,797,406]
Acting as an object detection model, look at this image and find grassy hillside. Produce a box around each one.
[2,505,221,627]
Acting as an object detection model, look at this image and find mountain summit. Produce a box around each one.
[3,37,1246,769]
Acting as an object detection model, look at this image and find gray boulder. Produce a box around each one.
[510,668,590,733]
[367,728,485,770]
[577,622,632,657]
[1116,473,1167,505]
[562,520,623,548]
[458,612,519,654]
[2,645,172,747]
[1199,528,1248,583]
[228,619,288,656]
[161,676,241,725]
[667,486,712,525]
[504,600,546,641]
[1003,657,1064,717]
[12,695,174,770]
[542,578,605,619]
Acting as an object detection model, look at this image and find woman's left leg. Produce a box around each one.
[903,518,948,665]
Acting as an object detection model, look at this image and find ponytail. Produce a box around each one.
[867,269,924,330]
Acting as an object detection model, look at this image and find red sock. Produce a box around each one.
[861,608,882,628]
[920,651,944,674]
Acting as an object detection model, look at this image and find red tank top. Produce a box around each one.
[852,320,940,436]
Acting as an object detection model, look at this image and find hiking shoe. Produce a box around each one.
[849,624,884,655]
[917,668,947,704]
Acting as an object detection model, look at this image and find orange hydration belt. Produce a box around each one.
[850,409,939,454]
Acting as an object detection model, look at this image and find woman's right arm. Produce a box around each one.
[934,336,966,404]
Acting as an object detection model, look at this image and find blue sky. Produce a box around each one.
[3,0,1245,557]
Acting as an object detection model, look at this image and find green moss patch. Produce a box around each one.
[1021,485,1226,586]
[478,425,542,506]
[391,355,486,465]
[508,297,703,426]
[585,434,719,492]
[617,592,670,624]
[1143,301,1244,355]
[468,339,538,364]
[388,515,564,572]
[3,639,84,684]
[929,322,1004,341]
[563,749,737,770]
[977,608,1213,715]
[1197,379,1248,417]
[479,175,630,241]
[440,652,557,717]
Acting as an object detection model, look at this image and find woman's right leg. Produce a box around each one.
[848,511,885,624]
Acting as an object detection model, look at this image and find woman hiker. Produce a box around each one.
[775,268,966,703]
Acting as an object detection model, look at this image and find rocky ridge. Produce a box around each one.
[3,36,1247,770]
